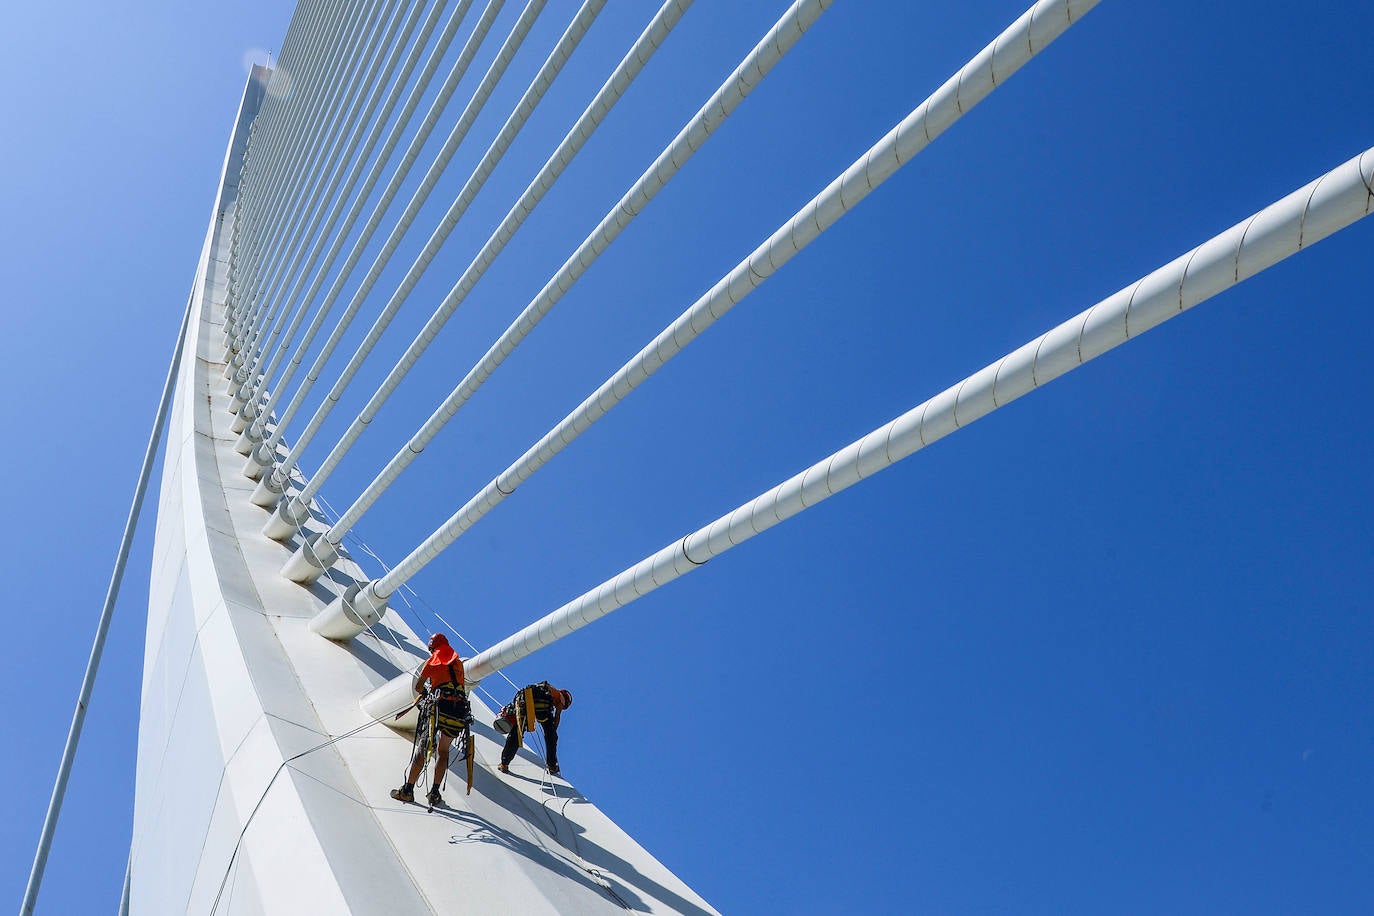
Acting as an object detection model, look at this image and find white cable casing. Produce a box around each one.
[235,0,424,403]
[317,0,830,553]
[282,0,695,518]
[238,0,383,330]
[239,0,460,419]
[463,148,1374,682]
[242,0,487,480]
[235,0,368,345]
[265,0,562,496]
[254,0,515,472]
[368,0,1101,599]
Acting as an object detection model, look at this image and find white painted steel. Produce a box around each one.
[240,0,410,343]
[286,0,695,516]
[239,0,412,370]
[465,148,1374,683]
[241,0,481,476]
[235,0,363,345]
[322,0,830,551]
[262,495,314,539]
[263,0,552,497]
[282,531,341,582]
[366,0,1099,602]
[252,0,508,477]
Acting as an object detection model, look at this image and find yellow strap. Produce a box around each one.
[522,686,537,734]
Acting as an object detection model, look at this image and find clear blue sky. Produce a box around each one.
[3,1,1371,912]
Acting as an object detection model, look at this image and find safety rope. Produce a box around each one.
[208,711,393,914]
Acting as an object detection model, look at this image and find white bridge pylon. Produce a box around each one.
[112,0,1371,911]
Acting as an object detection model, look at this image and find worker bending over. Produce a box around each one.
[391,633,470,807]
[496,682,571,777]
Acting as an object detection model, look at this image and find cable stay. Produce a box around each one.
[305,0,1098,631]
[228,0,426,429]
[238,0,487,477]
[262,0,695,545]
[241,0,518,507]
[233,0,461,442]
[287,0,832,583]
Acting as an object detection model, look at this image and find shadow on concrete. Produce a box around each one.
[428,802,645,911]
[468,765,713,916]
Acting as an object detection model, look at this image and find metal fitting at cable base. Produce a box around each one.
[239,395,262,423]
[232,399,263,436]
[283,532,340,584]
[233,420,262,456]
[309,580,388,641]
[262,492,311,541]
[221,350,244,380]
[361,671,420,731]
[250,469,287,513]
[224,371,248,401]
[241,439,273,483]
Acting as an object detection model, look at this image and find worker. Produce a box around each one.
[391,633,470,807]
[497,681,572,777]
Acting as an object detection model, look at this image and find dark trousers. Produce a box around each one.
[501,718,558,769]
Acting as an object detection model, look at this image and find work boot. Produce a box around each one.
[547,765,560,777]
[497,762,510,774]
[427,787,445,808]
[390,783,415,803]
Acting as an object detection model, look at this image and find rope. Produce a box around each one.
[208,711,393,914]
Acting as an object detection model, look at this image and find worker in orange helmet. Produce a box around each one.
[391,633,469,807]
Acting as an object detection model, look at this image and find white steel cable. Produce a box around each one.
[230,0,342,336]
[227,0,318,271]
[364,0,1100,601]
[241,0,411,334]
[259,0,566,502]
[275,0,625,500]
[283,0,695,510]
[241,0,461,414]
[236,0,422,390]
[231,0,324,244]
[22,292,196,916]
[256,0,509,466]
[237,0,381,350]
[233,0,373,348]
[242,0,381,296]
[248,0,592,425]
[234,0,386,354]
[261,0,552,472]
[241,0,483,458]
[463,147,1374,683]
[233,9,424,430]
[322,0,829,548]
[238,0,363,309]
[225,1,325,340]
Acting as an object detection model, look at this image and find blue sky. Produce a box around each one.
[3,1,1372,912]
